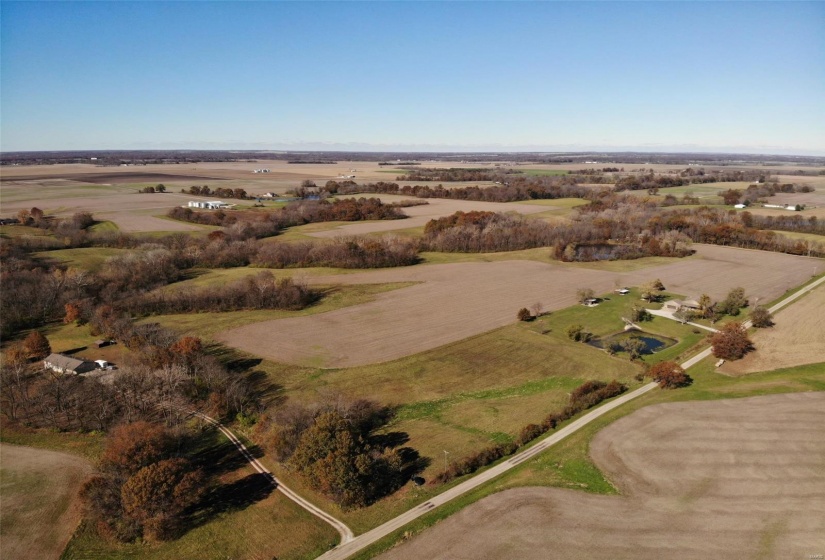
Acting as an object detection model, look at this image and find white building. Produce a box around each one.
[188,200,228,209]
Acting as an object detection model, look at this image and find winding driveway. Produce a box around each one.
[201,275,824,559]
[192,412,354,544]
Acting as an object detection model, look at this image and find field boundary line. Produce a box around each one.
[191,411,354,544]
[315,274,825,560]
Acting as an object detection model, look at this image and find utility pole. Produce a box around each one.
[443,450,450,471]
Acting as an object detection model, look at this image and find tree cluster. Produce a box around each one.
[646,361,692,389]
[256,399,422,508]
[81,422,206,542]
[181,185,249,199]
[709,322,754,360]
[122,273,317,316]
[254,235,419,269]
[397,167,520,182]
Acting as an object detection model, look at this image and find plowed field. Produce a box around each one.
[0,444,93,560]
[721,284,825,375]
[379,392,825,560]
[217,245,821,367]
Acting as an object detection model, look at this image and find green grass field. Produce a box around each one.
[770,230,825,243]
[249,291,667,531]
[350,356,825,559]
[88,220,119,233]
[655,181,752,197]
[33,247,129,271]
[0,224,54,237]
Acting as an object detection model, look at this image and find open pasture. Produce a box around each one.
[379,391,825,560]
[721,284,825,375]
[217,245,820,368]
[0,444,93,560]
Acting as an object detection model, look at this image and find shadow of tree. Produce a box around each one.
[183,473,274,534]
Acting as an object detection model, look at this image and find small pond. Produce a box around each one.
[588,329,677,355]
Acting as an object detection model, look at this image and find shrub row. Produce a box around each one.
[432,380,627,484]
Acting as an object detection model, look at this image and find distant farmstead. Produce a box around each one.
[43,353,97,375]
[188,200,231,210]
[663,299,702,313]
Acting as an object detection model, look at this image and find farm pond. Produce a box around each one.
[588,329,677,355]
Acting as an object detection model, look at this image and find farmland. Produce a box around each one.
[2,154,824,560]
[379,391,825,560]
[217,245,820,368]
[0,444,92,560]
[721,284,825,375]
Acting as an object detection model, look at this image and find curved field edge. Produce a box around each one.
[0,443,94,560]
[349,358,825,560]
[377,392,825,560]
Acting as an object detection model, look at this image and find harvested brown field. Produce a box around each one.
[308,195,552,238]
[379,392,825,560]
[721,284,825,375]
[0,443,93,560]
[217,245,820,367]
[0,172,222,184]
[1,181,207,231]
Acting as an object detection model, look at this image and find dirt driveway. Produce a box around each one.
[379,392,825,560]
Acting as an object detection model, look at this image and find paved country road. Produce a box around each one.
[315,273,825,560]
[199,274,824,560]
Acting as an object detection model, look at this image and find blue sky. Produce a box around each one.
[2,1,823,154]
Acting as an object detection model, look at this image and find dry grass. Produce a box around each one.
[721,284,825,375]
[217,245,820,368]
[379,392,825,560]
[0,443,93,560]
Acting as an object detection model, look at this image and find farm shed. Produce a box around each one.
[188,200,229,210]
[43,354,97,375]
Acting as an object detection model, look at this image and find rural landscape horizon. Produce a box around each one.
[1,2,823,560]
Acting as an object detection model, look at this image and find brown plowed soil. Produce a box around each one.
[720,284,825,375]
[306,195,552,238]
[0,443,93,560]
[0,172,222,183]
[217,245,820,367]
[379,392,825,560]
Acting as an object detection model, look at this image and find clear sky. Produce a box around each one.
[2,1,823,154]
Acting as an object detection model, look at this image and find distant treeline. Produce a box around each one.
[329,178,598,203]
[168,197,406,237]
[397,167,522,182]
[4,150,824,167]
[614,169,770,191]
[123,273,317,316]
[180,186,250,199]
